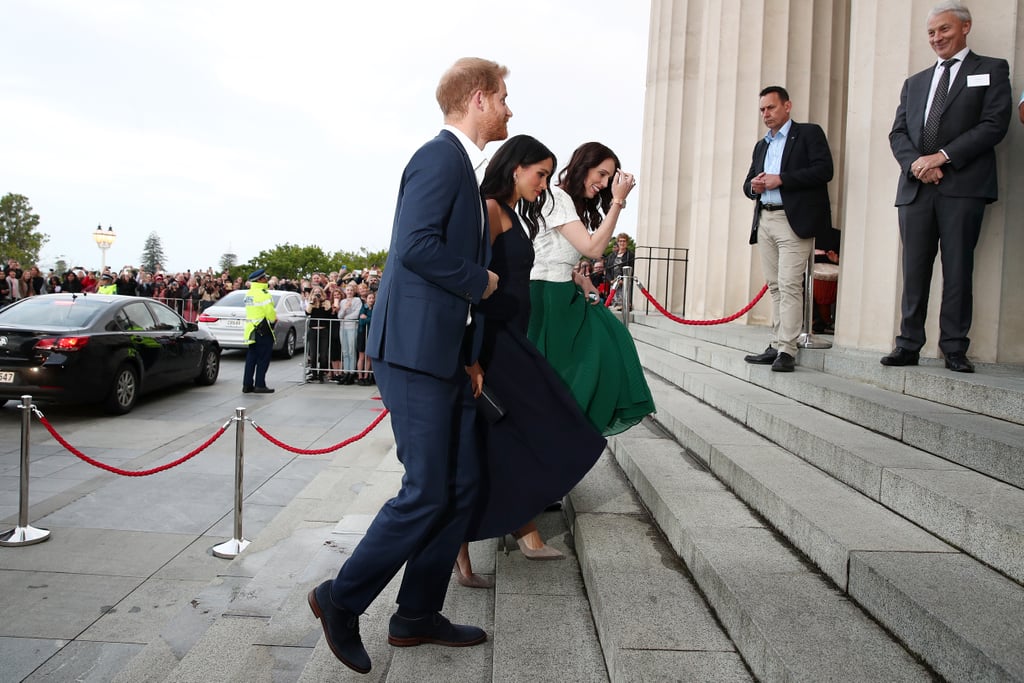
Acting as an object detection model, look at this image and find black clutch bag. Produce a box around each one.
[476,384,507,424]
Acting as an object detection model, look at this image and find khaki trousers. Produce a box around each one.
[756,210,813,358]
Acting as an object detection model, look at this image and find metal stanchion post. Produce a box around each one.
[797,250,832,350]
[212,407,250,559]
[621,266,633,329]
[0,395,51,546]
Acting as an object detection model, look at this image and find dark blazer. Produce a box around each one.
[366,130,491,380]
[889,50,1011,205]
[742,120,834,244]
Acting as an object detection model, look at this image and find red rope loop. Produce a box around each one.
[637,283,769,326]
[604,279,619,308]
[37,416,227,476]
[252,408,389,455]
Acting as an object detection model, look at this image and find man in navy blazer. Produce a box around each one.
[308,57,508,674]
[882,1,1011,373]
[742,86,834,372]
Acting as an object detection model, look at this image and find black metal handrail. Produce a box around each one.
[633,246,689,315]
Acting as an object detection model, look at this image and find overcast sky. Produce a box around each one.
[1,1,651,274]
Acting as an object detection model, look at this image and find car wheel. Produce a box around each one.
[105,364,139,415]
[195,347,220,385]
[277,328,296,359]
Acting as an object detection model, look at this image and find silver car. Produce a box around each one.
[197,289,307,358]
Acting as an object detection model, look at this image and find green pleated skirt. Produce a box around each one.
[527,280,655,436]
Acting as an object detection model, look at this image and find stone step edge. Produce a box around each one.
[631,314,1024,428]
[596,422,932,681]
[640,346,1024,585]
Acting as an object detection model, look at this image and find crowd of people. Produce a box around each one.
[300,268,381,385]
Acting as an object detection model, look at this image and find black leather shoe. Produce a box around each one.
[880,347,919,367]
[771,352,795,372]
[944,352,975,373]
[253,386,275,394]
[744,346,778,364]
[387,611,487,648]
[308,580,371,674]
[242,386,253,394]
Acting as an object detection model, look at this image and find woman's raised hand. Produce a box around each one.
[612,170,637,200]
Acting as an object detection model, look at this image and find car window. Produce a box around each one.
[0,295,105,327]
[118,302,158,331]
[148,302,184,331]
[216,290,248,307]
[284,295,301,313]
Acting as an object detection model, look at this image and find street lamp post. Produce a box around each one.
[92,224,117,272]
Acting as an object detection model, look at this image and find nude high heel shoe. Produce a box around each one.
[516,537,564,561]
[453,564,494,589]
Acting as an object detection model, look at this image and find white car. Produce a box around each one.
[197,289,307,358]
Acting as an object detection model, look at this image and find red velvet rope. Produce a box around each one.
[638,283,769,326]
[252,409,389,455]
[38,415,226,477]
[604,280,619,308]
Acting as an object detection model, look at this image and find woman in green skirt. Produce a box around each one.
[528,142,654,436]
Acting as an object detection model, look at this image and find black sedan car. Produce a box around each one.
[0,293,221,414]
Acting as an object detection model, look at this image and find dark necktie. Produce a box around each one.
[921,58,958,154]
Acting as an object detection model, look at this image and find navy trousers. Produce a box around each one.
[331,358,481,615]
[243,332,273,389]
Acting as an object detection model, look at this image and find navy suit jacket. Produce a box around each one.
[889,50,1011,205]
[742,120,834,244]
[366,130,491,380]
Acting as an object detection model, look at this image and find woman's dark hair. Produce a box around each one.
[480,134,556,240]
[556,142,621,232]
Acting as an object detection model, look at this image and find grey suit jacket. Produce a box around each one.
[889,50,1011,205]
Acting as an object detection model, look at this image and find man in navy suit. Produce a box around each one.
[308,57,508,674]
[742,86,834,372]
[882,1,1011,373]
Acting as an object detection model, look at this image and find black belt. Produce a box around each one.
[760,203,785,212]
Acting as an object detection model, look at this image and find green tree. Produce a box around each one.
[219,251,237,273]
[140,232,167,273]
[55,258,68,275]
[0,193,48,265]
[242,243,337,280]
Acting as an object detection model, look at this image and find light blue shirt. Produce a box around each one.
[761,119,792,206]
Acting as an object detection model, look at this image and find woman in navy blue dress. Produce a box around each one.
[456,135,606,586]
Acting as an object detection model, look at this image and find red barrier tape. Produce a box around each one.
[638,283,769,326]
[253,408,389,455]
[37,416,227,476]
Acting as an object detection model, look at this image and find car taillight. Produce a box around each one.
[198,314,219,323]
[35,337,90,352]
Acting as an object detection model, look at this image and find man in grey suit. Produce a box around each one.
[882,1,1011,373]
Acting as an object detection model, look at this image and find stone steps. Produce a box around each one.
[622,318,1024,681]
[634,327,1024,586]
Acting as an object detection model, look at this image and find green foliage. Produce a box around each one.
[240,244,389,281]
[0,193,48,265]
[140,232,167,273]
[55,259,68,275]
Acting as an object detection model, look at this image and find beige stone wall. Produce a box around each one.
[638,0,1023,363]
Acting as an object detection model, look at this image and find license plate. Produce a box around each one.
[225,319,243,328]
[0,371,13,383]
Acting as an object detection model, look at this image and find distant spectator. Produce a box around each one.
[62,270,83,293]
[355,291,375,385]
[605,233,635,309]
[47,274,62,293]
[115,269,138,296]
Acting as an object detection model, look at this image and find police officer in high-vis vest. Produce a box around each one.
[97,272,116,294]
[242,268,277,393]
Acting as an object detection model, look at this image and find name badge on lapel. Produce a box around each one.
[967,73,990,87]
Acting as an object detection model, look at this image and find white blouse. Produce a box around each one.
[530,186,583,283]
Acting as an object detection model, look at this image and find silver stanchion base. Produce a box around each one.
[797,332,833,349]
[0,525,51,547]
[212,537,250,559]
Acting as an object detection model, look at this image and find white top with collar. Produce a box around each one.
[530,186,585,283]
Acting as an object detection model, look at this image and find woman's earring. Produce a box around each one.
[513,173,518,182]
